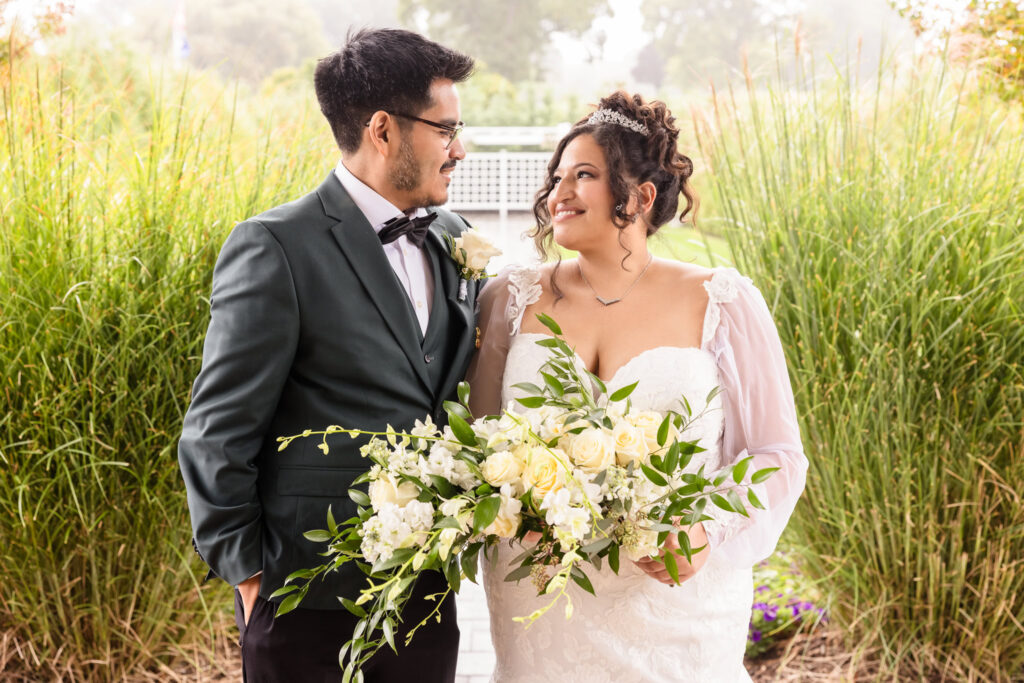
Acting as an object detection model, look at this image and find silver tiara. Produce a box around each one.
[586,108,649,136]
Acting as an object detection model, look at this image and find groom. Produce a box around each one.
[178,29,478,682]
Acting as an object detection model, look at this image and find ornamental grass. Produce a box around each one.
[0,50,327,680]
[694,48,1024,680]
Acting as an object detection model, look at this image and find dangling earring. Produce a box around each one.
[615,203,624,213]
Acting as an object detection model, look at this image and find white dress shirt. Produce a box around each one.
[334,160,434,335]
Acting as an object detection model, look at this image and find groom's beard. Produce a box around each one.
[388,138,453,208]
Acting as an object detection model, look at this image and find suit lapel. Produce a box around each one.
[425,224,476,402]
[318,173,432,393]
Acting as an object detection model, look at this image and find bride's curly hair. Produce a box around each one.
[530,91,696,263]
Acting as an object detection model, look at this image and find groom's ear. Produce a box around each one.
[365,111,393,156]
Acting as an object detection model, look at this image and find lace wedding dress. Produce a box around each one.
[466,265,808,683]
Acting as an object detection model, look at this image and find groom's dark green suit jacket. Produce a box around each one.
[178,172,481,609]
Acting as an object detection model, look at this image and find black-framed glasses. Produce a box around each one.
[388,112,464,149]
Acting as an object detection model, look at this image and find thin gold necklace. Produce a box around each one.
[577,254,654,306]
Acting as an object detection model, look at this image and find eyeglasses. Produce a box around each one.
[366,112,464,149]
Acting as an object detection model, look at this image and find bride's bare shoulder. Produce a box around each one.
[652,259,717,299]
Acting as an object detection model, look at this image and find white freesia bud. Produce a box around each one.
[369,472,419,509]
[454,229,502,272]
[567,428,616,473]
[438,527,460,562]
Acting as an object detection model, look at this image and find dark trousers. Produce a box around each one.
[234,571,459,682]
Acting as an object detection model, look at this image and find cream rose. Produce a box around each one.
[483,492,523,538]
[521,447,566,499]
[630,410,676,452]
[612,421,649,467]
[567,428,616,473]
[454,230,502,272]
[481,450,524,487]
[369,473,419,509]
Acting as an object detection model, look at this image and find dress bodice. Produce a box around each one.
[481,265,756,682]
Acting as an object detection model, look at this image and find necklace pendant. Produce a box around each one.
[596,296,621,306]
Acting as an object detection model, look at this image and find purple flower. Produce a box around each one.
[755,584,771,594]
[750,629,762,642]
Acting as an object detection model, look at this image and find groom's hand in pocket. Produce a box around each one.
[237,574,262,626]
[635,522,710,586]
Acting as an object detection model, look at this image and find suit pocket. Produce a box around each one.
[276,465,366,498]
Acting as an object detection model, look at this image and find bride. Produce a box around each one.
[466,92,808,681]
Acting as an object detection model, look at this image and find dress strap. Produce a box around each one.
[701,268,752,348]
[505,265,543,336]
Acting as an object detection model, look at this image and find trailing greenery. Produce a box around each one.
[0,50,329,679]
[694,50,1024,680]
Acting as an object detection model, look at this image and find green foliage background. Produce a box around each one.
[1,35,1022,682]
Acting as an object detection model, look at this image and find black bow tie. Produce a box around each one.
[377,212,438,248]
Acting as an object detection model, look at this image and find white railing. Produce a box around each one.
[447,151,552,218]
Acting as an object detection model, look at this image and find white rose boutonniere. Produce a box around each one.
[445,229,502,300]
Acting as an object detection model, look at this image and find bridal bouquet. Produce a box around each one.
[273,315,776,681]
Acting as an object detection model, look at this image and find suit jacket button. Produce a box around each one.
[424,354,434,364]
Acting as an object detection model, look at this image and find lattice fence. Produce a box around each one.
[447,152,552,212]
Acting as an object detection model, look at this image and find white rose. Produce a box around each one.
[369,473,419,509]
[611,421,649,467]
[567,428,616,473]
[454,229,502,272]
[481,450,524,487]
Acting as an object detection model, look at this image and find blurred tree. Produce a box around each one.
[306,0,401,47]
[1,0,74,66]
[66,0,328,85]
[397,0,612,81]
[891,0,1023,99]
[636,0,795,87]
[183,0,329,84]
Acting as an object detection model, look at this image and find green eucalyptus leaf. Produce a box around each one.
[747,488,766,510]
[657,414,671,447]
[515,396,547,409]
[382,618,396,652]
[536,313,563,335]
[457,382,471,407]
[340,597,367,618]
[710,493,734,512]
[570,567,596,595]
[504,564,533,582]
[448,413,477,446]
[541,372,565,397]
[609,381,639,402]
[276,592,305,616]
[303,529,333,543]
[732,455,752,484]
[268,584,299,599]
[473,496,502,535]
[444,400,472,423]
[663,550,680,584]
[751,467,780,484]
[349,488,371,507]
[641,463,668,487]
[512,382,544,394]
[608,542,620,573]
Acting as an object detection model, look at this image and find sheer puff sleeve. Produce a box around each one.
[699,269,808,566]
[466,265,542,417]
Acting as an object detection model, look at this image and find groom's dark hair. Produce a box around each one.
[314,28,475,154]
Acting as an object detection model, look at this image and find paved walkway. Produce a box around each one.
[454,579,496,683]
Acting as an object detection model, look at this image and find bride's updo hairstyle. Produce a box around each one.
[531,91,696,259]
